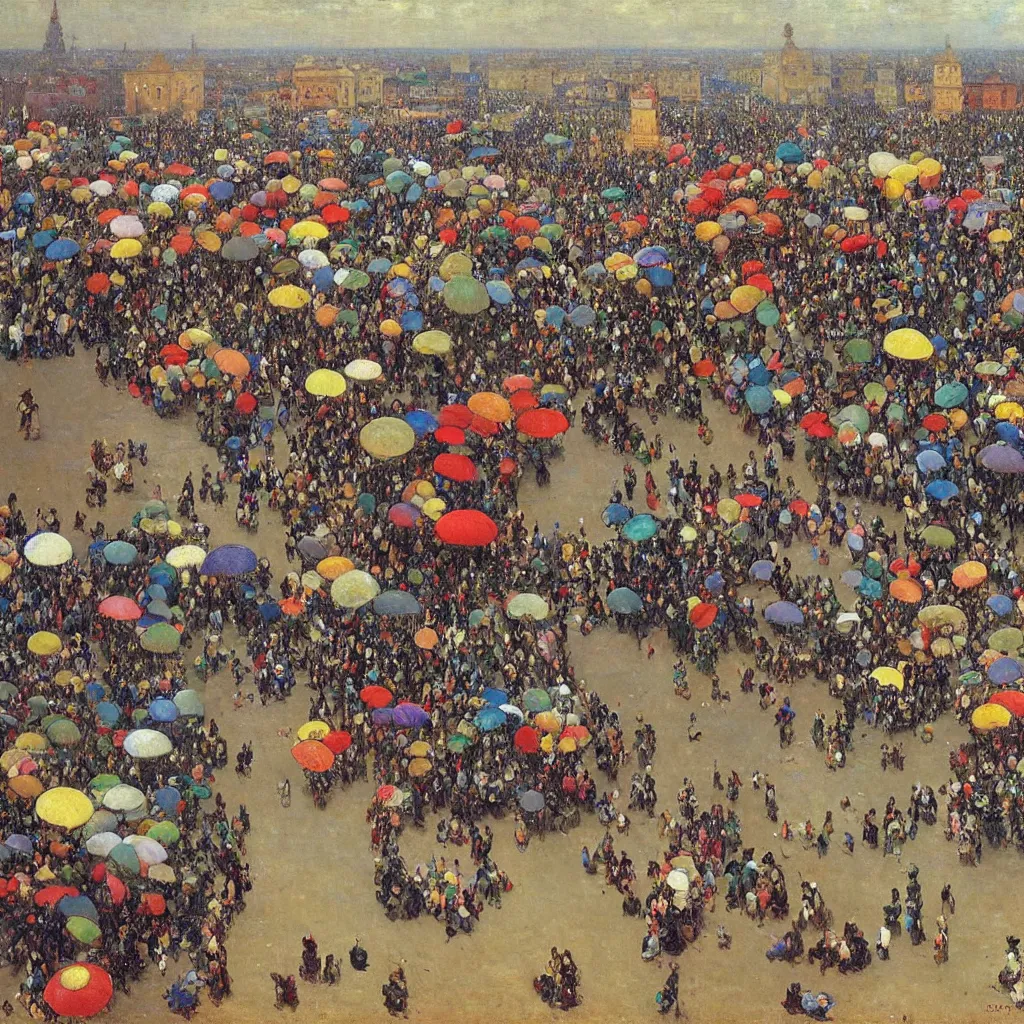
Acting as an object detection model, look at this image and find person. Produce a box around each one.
[271,973,298,1010]
[300,935,320,983]
[16,389,38,440]
[323,954,340,985]
[657,962,681,1016]
[349,939,369,972]
[382,966,409,1018]
[781,982,804,1015]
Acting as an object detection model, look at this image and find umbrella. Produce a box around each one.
[24,532,73,566]
[139,623,180,654]
[434,510,498,547]
[360,417,416,459]
[507,593,549,619]
[764,601,804,626]
[394,703,430,728]
[621,515,658,542]
[122,729,173,759]
[200,544,257,576]
[518,790,545,812]
[44,964,113,1018]
[36,788,93,829]
[607,587,643,614]
[101,784,146,812]
[331,570,380,609]
[372,591,422,616]
[97,596,142,621]
[291,740,334,772]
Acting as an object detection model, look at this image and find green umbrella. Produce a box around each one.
[843,338,873,363]
[337,308,359,328]
[834,404,870,434]
[140,623,181,654]
[339,269,370,291]
[66,916,101,944]
[755,300,780,327]
[147,821,181,845]
[863,382,887,405]
[524,688,553,712]
[921,525,955,548]
[447,734,472,753]
[46,718,82,746]
[443,275,489,315]
[89,775,121,795]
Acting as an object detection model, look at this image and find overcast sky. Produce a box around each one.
[8,0,1024,52]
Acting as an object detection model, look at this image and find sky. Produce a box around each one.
[8,0,1024,52]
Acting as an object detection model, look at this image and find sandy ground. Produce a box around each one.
[1,351,1018,1024]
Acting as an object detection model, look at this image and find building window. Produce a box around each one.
[156,86,162,100]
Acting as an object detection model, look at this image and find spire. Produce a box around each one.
[43,0,66,58]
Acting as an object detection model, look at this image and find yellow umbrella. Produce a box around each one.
[973,703,1012,731]
[918,605,967,629]
[535,711,562,733]
[281,174,302,194]
[165,545,207,569]
[869,666,904,691]
[717,497,740,523]
[408,741,431,758]
[380,319,402,338]
[916,157,941,176]
[695,221,722,242]
[344,359,383,381]
[297,720,330,741]
[421,497,446,521]
[316,556,354,580]
[147,201,173,219]
[290,220,328,240]
[991,228,1013,244]
[995,401,1023,421]
[412,330,452,355]
[883,328,933,361]
[196,230,221,253]
[889,163,920,185]
[330,570,380,609]
[110,238,142,259]
[408,757,432,778]
[35,787,94,829]
[268,285,311,309]
[360,417,416,459]
[15,732,48,751]
[729,285,765,314]
[952,560,988,589]
[304,368,346,398]
[557,736,578,753]
[27,631,62,656]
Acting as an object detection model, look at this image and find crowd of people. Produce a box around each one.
[5,85,1024,1018]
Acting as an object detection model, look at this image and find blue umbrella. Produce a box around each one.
[32,229,57,248]
[607,587,643,614]
[705,571,724,594]
[645,266,674,288]
[988,595,1014,617]
[764,601,805,626]
[145,599,173,620]
[474,706,507,731]
[312,267,335,292]
[103,540,138,565]
[45,239,80,261]
[846,532,865,552]
[745,385,774,415]
[372,591,422,616]
[393,703,429,728]
[567,304,596,327]
[980,444,1024,473]
[988,657,1023,684]
[58,895,99,922]
[482,688,508,706]
[367,257,392,274]
[258,602,282,622]
[95,701,121,725]
[916,450,946,473]
[750,559,774,581]
[200,544,257,576]
[209,180,234,201]
[405,409,439,436]
[85,683,105,701]
[602,502,632,526]
[468,146,499,159]
[995,422,1021,444]
[925,479,959,500]
[148,698,178,723]
[621,514,658,542]
[487,280,513,305]
[545,306,567,328]
[401,310,424,332]
[635,246,668,267]
[146,584,168,601]
[15,192,35,208]
[154,786,181,813]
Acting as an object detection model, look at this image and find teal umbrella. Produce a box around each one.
[622,515,658,542]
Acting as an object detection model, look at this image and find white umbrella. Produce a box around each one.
[102,784,147,812]
[122,729,172,759]
[85,831,122,857]
[124,835,168,864]
[666,869,690,892]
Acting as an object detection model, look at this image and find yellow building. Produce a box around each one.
[760,24,830,105]
[654,68,701,104]
[124,54,204,119]
[292,59,354,110]
[487,63,553,96]
[627,83,660,152]
[354,67,383,106]
[450,53,470,76]
[873,67,898,110]
[932,39,963,118]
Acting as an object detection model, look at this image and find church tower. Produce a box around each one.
[42,0,66,58]
[932,37,963,119]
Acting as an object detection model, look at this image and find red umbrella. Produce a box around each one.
[516,408,569,439]
[498,457,517,477]
[921,413,947,432]
[44,964,113,1018]
[745,273,773,293]
[735,493,762,508]
[742,260,764,278]
[693,359,715,378]
[434,425,466,445]
[806,422,835,439]
[510,390,539,412]
[106,874,126,906]
[438,404,473,428]
[169,234,194,255]
[439,228,458,245]
[789,499,810,516]
[514,725,539,753]
[840,234,871,254]
[503,374,534,393]
[140,892,166,916]
[690,602,718,629]
[991,691,1024,716]
[34,886,79,908]
[290,740,335,773]
[85,272,110,295]
[160,343,188,366]
[323,730,352,754]
[97,596,142,621]
[376,784,397,803]
[235,393,257,415]
[764,187,792,200]
[164,162,194,177]
[321,204,350,225]
[800,411,828,428]
[434,454,478,482]
[264,151,290,165]
[434,510,498,547]
[360,685,393,709]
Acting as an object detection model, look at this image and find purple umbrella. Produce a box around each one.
[3,834,32,855]
[980,444,1024,474]
[372,708,394,725]
[393,703,429,728]
[200,544,258,576]
[922,195,942,211]
[764,601,805,627]
[988,657,1023,685]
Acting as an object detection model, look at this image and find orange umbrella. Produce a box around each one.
[315,305,339,327]
[290,740,334,773]
[952,561,988,589]
[889,579,923,603]
[467,391,512,423]
[214,349,250,378]
[414,627,439,650]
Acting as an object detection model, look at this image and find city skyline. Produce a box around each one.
[7,0,1024,53]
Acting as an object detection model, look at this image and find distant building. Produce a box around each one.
[354,67,383,107]
[760,24,831,105]
[124,54,204,119]
[26,73,102,117]
[905,80,929,105]
[627,82,661,152]
[964,73,1017,111]
[450,54,470,76]
[873,66,898,110]
[653,67,701,104]
[0,78,27,118]
[932,39,963,118]
[42,0,66,59]
[291,58,354,110]
[487,63,553,96]
[838,59,868,98]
